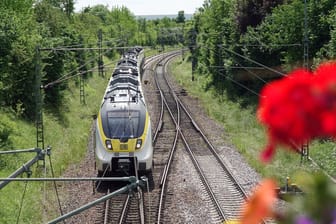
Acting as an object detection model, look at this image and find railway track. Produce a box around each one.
[143,52,181,223]
[94,177,146,224]
[157,53,273,223]
[93,52,180,224]
[94,51,273,223]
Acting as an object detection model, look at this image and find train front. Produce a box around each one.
[95,98,153,176]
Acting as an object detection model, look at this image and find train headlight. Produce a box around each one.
[105,140,113,150]
[135,139,142,150]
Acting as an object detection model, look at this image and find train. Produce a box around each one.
[95,47,153,176]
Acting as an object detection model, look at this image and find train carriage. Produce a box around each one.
[95,47,153,176]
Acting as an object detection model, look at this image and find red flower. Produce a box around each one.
[257,61,336,162]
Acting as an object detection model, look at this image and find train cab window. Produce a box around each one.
[103,110,146,139]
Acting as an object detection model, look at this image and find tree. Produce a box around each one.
[0,8,39,119]
[236,0,284,33]
[0,0,34,13]
[176,10,185,23]
[41,0,74,17]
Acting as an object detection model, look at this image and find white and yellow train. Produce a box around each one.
[95,47,153,176]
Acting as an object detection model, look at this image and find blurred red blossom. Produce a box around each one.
[257,61,336,162]
[240,179,277,224]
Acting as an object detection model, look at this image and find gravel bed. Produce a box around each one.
[164,65,262,195]
[56,57,285,223]
[164,61,286,219]
[163,141,222,223]
[55,123,101,224]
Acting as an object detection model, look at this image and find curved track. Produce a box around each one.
[156,53,272,223]
[95,51,273,223]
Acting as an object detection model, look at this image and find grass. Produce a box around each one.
[169,54,335,185]
[0,48,170,223]
[0,111,42,223]
[1,50,335,223]
[0,73,108,223]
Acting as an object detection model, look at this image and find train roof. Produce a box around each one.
[112,67,138,76]
[109,75,139,87]
[134,46,143,52]
[117,58,137,67]
[102,92,146,111]
[106,82,140,94]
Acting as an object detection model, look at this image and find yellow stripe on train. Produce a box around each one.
[97,110,150,152]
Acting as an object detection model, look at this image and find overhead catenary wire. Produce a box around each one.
[207,63,261,97]
[242,28,301,49]
[222,73,261,97]
[193,44,282,96]
[211,64,268,84]
[48,152,65,221]
[235,43,301,47]
[43,50,107,88]
[48,46,136,51]
[231,64,268,84]
[217,44,286,77]
[42,42,131,88]
[43,150,47,223]
[16,172,30,224]
[193,43,286,82]
[40,38,123,51]
[44,57,119,90]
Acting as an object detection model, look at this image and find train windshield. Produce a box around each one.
[104,110,145,139]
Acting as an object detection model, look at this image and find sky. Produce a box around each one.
[74,0,204,15]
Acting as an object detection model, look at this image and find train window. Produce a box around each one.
[109,77,139,86]
[103,110,146,139]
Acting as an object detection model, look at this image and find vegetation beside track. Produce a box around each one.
[0,73,107,223]
[0,49,176,223]
[169,54,336,184]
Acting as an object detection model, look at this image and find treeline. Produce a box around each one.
[0,0,186,121]
[187,0,336,96]
[0,0,187,149]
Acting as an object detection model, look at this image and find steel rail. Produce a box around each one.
[158,54,228,222]
[98,52,171,224]
[103,188,111,224]
[176,96,249,198]
[144,58,164,142]
[48,179,140,224]
[118,194,131,224]
[163,54,270,224]
[138,188,145,224]
[154,53,181,224]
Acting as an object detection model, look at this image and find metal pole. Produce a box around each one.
[0,177,135,182]
[35,46,45,162]
[301,0,309,161]
[79,73,85,105]
[0,148,40,155]
[0,154,41,189]
[48,177,141,224]
[303,0,309,70]
[98,29,104,77]
[35,46,45,167]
